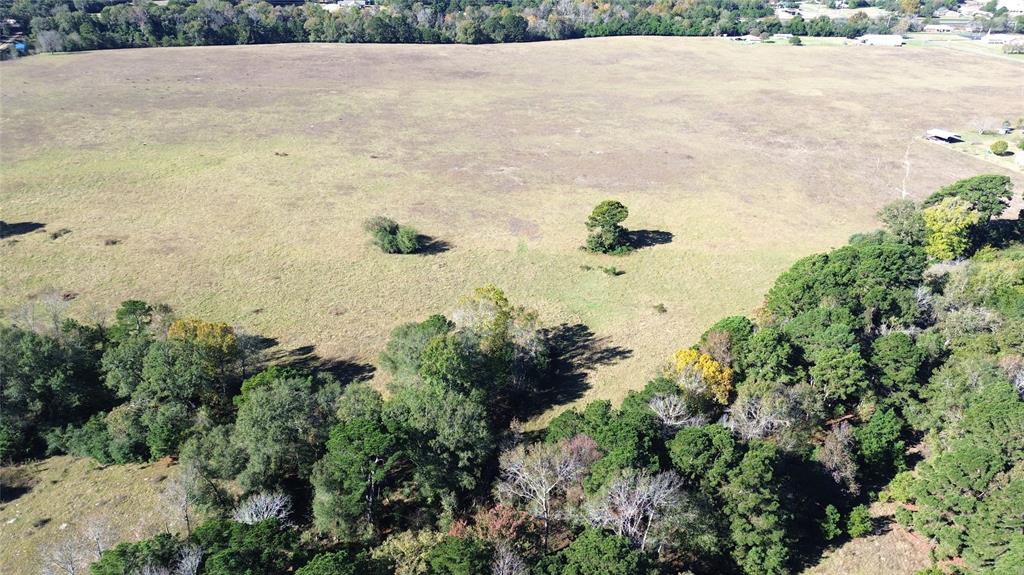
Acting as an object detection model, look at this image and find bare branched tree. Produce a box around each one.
[137,564,171,575]
[232,492,292,525]
[649,394,709,431]
[700,331,732,367]
[40,538,84,575]
[497,434,600,542]
[40,515,116,575]
[725,385,802,441]
[817,422,860,495]
[999,355,1024,399]
[585,469,685,551]
[173,544,203,575]
[676,364,706,397]
[161,461,200,535]
[40,290,70,334]
[80,515,116,564]
[491,542,527,575]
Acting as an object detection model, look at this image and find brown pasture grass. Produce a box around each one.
[1,38,1022,426]
[801,502,932,575]
[0,456,183,574]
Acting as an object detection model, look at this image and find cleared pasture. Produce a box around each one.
[2,38,1022,419]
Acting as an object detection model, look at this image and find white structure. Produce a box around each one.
[984,33,1024,44]
[926,129,964,143]
[856,34,905,46]
[999,0,1024,15]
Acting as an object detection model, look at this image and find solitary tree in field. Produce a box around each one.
[990,140,1009,156]
[364,216,422,254]
[585,200,631,254]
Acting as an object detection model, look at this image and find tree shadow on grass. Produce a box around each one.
[0,221,45,239]
[263,344,376,384]
[520,323,633,420]
[981,216,1022,249]
[628,229,673,250]
[417,235,451,255]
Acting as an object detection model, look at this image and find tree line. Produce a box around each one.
[4,173,1022,574]
[0,0,909,55]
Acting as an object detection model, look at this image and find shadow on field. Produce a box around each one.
[628,229,673,249]
[0,466,37,503]
[0,221,45,238]
[417,235,451,255]
[524,323,633,418]
[264,344,376,384]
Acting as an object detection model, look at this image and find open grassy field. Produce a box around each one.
[0,456,183,573]
[2,38,1022,422]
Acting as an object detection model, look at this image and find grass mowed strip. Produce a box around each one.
[2,38,1021,418]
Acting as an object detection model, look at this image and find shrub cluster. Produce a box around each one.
[363,216,421,254]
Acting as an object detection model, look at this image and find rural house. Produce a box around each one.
[856,34,904,46]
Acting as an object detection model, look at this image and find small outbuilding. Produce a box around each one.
[926,129,963,143]
[856,34,905,46]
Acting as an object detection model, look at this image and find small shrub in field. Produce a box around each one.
[364,216,422,254]
[601,266,624,276]
[653,303,667,313]
[789,35,802,46]
[395,226,421,254]
[846,504,872,538]
[990,140,1008,156]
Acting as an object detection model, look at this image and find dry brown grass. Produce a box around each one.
[2,39,1022,423]
[0,456,183,574]
[801,502,933,575]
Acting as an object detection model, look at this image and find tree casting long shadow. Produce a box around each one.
[0,221,45,239]
[521,323,633,420]
[262,343,375,384]
[628,229,674,249]
[416,234,451,255]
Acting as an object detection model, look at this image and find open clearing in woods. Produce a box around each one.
[2,38,1022,421]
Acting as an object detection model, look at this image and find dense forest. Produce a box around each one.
[3,173,1023,574]
[1,0,927,54]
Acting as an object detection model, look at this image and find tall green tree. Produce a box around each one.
[585,200,631,254]
[312,412,404,539]
[923,175,1013,221]
[722,441,790,575]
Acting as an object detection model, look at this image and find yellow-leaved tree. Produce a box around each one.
[167,318,239,360]
[671,348,733,404]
